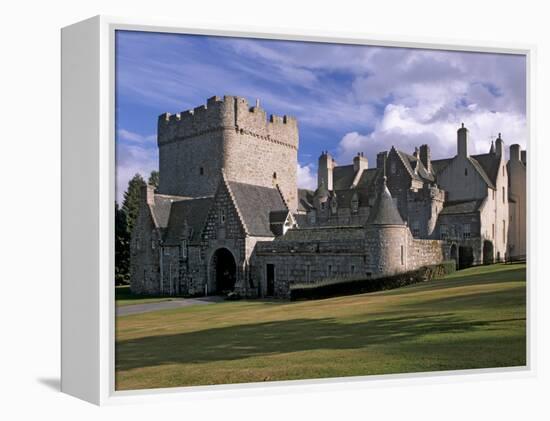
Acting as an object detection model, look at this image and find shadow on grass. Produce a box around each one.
[116,312,524,372]
[376,266,526,297]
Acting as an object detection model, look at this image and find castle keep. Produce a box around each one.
[130,95,527,298]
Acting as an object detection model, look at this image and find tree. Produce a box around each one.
[122,173,146,234]
[148,170,159,189]
[115,202,130,285]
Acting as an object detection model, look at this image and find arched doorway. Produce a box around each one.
[459,246,474,269]
[450,244,458,269]
[210,248,237,294]
[483,240,494,265]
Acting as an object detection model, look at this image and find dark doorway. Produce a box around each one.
[266,264,275,297]
[459,246,474,269]
[211,248,236,294]
[483,240,494,265]
[450,244,458,269]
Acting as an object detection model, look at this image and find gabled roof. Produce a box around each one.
[395,149,435,182]
[468,156,496,189]
[226,181,288,237]
[366,178,405,226]
[431,158,452,175]
[471,153,500,187]
[439,199,485,215]
[297,188,315,212]
[150,194,187,228]
[334,187,370,209]
[163,197,214,245]
[332,165,356,190]
[269,210,292,237]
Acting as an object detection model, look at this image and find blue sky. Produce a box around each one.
[115,30,526,202]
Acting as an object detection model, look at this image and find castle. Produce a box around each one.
[130,95,527,298]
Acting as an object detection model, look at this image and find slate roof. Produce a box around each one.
[471,153,500,187]
[396,150,435,182]
[333,165,356,190]
[439,199,485,215]
[150,194,187,228]
[297,188,315,212]
[431,158,452,175]
[227,181,288,237]
[269,210,291,237]
[163,197,214,245]
[276,225,365,242]
[366,179,405,225]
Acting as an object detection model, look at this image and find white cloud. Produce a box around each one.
[297,163,317,190]
[115,142,158,203]
[336,103,527,166]
[117,129,156,143]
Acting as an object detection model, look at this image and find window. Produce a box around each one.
[320,201,326,210]
[330,198,338,214]
[411,220,420,237]
[463,223,471,239]
[400,245,404,265]
[151,239,156,250]
[328,265,332,275]
[440,224,448,240]
[503,219,506,243]
[492,223,495,239]
[199,167,204,175]
[273,172,277,180]
[502,187,506,203]
[308,211,316,224]
[390,161,397,175]
[181,239,187,259]
[492,190,496,200]
[351,194,359,213]
[351,265,355,274]
[502,166,505,176]
[220,208,226,224]
[465,168,468,176]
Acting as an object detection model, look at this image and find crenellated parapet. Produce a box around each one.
[158,95,298,150]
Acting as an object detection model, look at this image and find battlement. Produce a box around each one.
[158,95,298,148]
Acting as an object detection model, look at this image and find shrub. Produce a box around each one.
[289,261,455,301]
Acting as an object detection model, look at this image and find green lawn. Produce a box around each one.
[115,263,526,390]
[115,285,174,307]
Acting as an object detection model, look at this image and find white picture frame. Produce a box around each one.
[61,15,535,405]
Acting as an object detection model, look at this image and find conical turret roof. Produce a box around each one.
[366,177,405,225]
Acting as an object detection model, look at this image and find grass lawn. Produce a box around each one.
[115,285,174,307]
[115,263,526,390]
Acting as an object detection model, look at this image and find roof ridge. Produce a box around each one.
[220,171,250,236]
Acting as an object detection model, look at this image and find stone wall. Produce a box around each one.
[157,95,299,211]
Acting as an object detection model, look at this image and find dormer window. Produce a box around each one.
[351,194,359,213]
[330,198,338,214]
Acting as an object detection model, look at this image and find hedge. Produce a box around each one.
[289,260,457,301]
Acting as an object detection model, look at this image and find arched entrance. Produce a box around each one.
[459,246,474,269]
[450,244,458,269]
[210,248,237,294]
[483,240,494,265]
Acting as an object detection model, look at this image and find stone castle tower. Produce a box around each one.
[157,95,299,211]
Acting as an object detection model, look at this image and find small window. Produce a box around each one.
[440,224,448,240]
[220,208,226,224]
[351,194,359,213]
[463,223,471,239]
[502,219,506,243]
[320,202,326,210]
[465,168,468,176]
[492,223,495,239]
[328,265,332,275]
[273,172,277,180]
[151,239,156,250]
[390,161,397,175]
[400,245,404,265]
[411,220,420,237]
[199,167,204,175]
[181,239,187,259]
[350,265,355,274]
[502,187,506,203]
[493,190,496,200]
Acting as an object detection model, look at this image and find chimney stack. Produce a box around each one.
[353,152,368,172]
[141,184,155,206]
[419,144,431,173]
[457,123,468,157]
[318,151,335,191]
[521,150,527,165]
[376,151,388,170]
[510,144,521,162]
[495,133,504,156]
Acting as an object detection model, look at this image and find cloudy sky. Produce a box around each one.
[115,30,526,202]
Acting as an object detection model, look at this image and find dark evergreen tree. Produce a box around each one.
[122,173,146,234]
[148,170,159,189]
[115,202,130,285]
